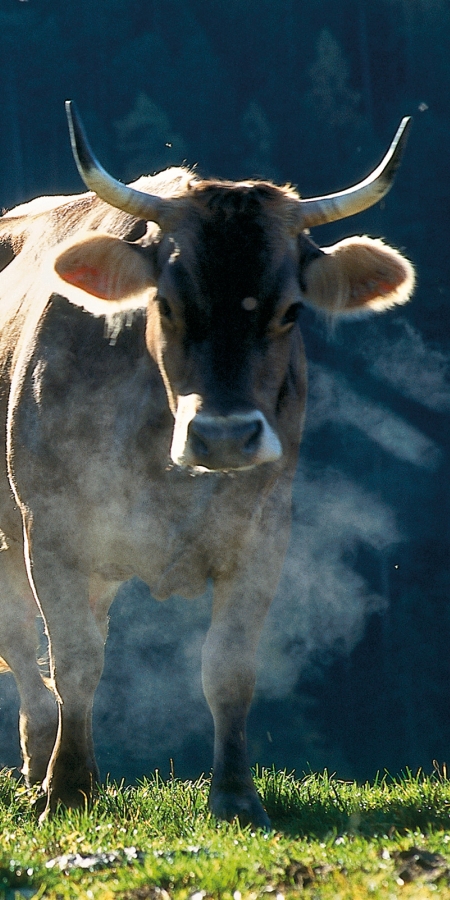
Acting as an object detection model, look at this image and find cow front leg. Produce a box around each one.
[0,538,57,784]
[27,547,106,812]
[202,579,273,830]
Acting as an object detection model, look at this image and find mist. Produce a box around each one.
[0,305,448,787]
[0,0,449,784]
[90,315,447,782]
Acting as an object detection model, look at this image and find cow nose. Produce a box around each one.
[188,415,263,469]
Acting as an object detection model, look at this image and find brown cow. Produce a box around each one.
[0,104,414,827]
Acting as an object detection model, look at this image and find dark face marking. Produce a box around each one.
[151,183,304,422]
[194,190,290,396]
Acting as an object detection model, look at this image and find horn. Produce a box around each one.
[65,100,176,228]
[299,117,412,229]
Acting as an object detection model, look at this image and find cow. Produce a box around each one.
[0,103,414,827]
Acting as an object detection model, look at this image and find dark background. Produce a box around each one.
[0,0,449,784]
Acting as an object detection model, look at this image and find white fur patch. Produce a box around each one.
[170,394,203,466]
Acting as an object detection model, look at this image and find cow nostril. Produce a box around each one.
[188,415,264,465]
[243,418,263,454]
[188,419,222,458]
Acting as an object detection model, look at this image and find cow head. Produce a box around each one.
[54,104,414,472]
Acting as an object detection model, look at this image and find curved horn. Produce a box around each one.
[65,100,175,228]
[300,117,412,229]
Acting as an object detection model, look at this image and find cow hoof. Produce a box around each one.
[42,764,97,814]
[209,788,271,830]
[28,788,48,820]
[37,788,92,822]
[49,786,92,813]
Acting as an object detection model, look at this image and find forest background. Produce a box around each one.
[0,0,449,786]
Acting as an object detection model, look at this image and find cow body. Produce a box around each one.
[0,112,414,826]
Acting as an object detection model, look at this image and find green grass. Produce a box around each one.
[1,766,450,898]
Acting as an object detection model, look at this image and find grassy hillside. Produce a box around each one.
[1,767,450,898]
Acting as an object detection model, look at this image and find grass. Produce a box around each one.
[1,766,450,898]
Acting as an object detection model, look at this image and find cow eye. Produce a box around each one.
[280,302,303,327]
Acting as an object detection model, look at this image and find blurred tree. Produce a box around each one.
[114,93,187,179]
[300,28,371,190]
[0,0,448,785]
[307,29,361,129]
[241,101,278,180]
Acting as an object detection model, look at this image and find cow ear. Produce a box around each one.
[54,234,154,301]
[302,236,415,315]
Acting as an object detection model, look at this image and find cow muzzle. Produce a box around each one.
[170,395,282,471]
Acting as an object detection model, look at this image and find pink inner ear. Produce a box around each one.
[60,264,115,300]
[350,275,401,307]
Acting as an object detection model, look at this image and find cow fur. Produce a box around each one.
[0,168,414,827]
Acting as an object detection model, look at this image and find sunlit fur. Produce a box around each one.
[0,169,192,354]
[303,235,415,315]
[0,160,415,828]
[54,234,153,302]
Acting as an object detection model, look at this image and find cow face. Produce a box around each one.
[54,181,414,473]
[144,184,312,471]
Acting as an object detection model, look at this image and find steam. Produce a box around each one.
[0,319,448,779]
[95,587,213,773]
[257,464,398,698]
[365,321,450,413]
[259,318,448,698]
[307,361,441,469]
